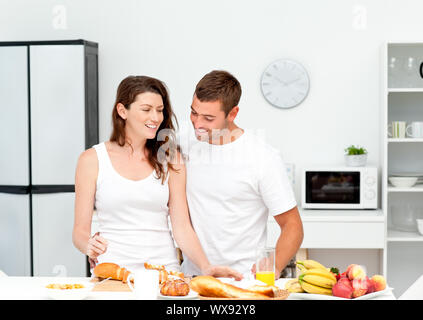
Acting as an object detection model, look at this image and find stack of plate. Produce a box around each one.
[389,172,423,188]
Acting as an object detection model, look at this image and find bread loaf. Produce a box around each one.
[93,262,131,283]
[189,276,270,299]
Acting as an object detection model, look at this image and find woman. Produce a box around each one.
[72,75,242,278]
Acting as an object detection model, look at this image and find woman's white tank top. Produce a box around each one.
[92,142,179,272]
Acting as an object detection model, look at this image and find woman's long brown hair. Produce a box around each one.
[110,76,179,184]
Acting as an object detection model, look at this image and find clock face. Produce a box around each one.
[260,59,310,109]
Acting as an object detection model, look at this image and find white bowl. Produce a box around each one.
[417,219,423,236]
[389,177,418,188]
[43,280,95,300]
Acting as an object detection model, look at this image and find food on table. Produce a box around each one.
[247,284,279,297]
[93,262,132,283]
[346,264,366,281]
[144,262,185,284]
[298,268,337,295]
[297,268,336,295]
[294,259,388,298]
[160,278,190,296]
[296,259,328,272]
[168,270,185,279]
[144,262,166,271]
[332,278,354,299]
[46,283,85,290]
[284,279,305,293]
[351,278,369,298]
[189,276,273,299]
[370,275,387,292]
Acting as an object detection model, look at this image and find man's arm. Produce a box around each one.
[273,205,304,278]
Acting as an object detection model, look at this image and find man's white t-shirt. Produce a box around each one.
[179,129,297,276]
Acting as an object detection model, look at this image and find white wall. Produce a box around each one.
[2,0,422,202]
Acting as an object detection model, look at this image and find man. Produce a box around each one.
[179,70,304,278]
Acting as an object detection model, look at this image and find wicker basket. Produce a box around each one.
[198,289,290,300]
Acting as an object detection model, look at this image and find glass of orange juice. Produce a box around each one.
[255,247,275,286]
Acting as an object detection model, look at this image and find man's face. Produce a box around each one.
[190,94,228,142]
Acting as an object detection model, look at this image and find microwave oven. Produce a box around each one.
[301,167,378,209]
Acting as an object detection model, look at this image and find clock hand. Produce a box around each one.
[287,78,301,85]
[274,76,287,86]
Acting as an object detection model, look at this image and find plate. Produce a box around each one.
[288,287,393,300]
[390,172,423,178]
[158,290,198,300]
[43,279,95,300]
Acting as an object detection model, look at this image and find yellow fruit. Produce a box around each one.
[296,263,308,274]
[284,279,305,293]
[302,275,336,289]
[303,268,337,283]
[296,260,327,270]
[299,280,333,295]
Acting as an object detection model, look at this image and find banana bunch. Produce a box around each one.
[298,268,337,295]
[284,279,305,293]
[296,259,328,272]
[293,260,337,295]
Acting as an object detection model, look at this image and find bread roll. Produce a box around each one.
[160,279,190,296]
[189,276,270,299]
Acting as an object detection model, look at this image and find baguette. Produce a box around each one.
[189,276,270,299]
[93,262,131,283]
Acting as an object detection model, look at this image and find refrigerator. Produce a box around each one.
[0,40,98,277]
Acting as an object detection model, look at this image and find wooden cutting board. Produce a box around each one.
[90,277,131,292]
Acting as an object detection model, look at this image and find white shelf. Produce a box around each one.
[388,138,423,143]
[387,228,423,242]
[388,184,423,192]
[388,88,423,93]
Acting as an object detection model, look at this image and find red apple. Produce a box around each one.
[365,276,375,294]
[351,278,368,298]
[332,278,353,299]
[371,275,387,292]
[348,264,366,281]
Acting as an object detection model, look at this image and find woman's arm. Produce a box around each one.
[168,152,242,280]
[73,148,107,264]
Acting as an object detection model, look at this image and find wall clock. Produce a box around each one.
[260,59,310,109]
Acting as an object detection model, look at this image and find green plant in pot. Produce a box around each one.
[344,145,368,167]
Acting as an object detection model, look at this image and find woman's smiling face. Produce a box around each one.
[121,91,164,140]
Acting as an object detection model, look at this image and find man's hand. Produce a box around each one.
[201,265,243,281]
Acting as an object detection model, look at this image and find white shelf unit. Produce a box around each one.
[382,41,423,297]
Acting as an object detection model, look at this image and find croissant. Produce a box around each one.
[144,262,165,271]
[93,262,131,283]
[169,270,185,279]
[160,279,190,296]
[189,276,270,299]
[159,269,168,284]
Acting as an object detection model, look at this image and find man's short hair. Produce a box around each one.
[194,70,242,116]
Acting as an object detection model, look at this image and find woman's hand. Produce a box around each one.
[201,265,243,281]
[86,232,108,266]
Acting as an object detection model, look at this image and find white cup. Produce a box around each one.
[406,122,423,138]
[388,121,406,138]
[127,269,159,300]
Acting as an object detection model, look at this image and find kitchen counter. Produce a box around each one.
[0,276,396,300]
[267,208,385,249]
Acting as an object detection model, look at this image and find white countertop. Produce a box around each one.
[0,276,396,300]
